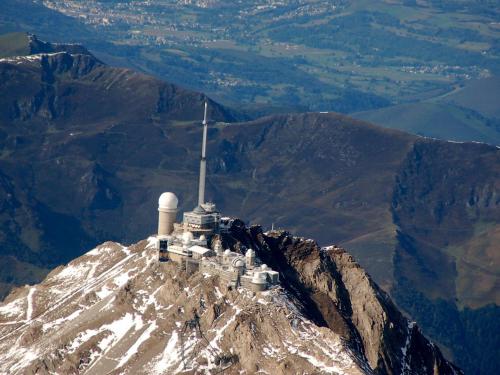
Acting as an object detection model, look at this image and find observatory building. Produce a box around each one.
[156,102,279,292]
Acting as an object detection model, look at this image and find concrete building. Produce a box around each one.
[182,203,220,236]
[200,248,279,292]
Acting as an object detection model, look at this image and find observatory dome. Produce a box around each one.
[232,257,245,268]
[182,231,194,245]
[158,192,178,210]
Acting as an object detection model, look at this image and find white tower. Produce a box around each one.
[246,248,255,268]
[158,192,178,235]
[198,101,208,207]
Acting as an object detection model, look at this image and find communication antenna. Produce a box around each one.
[198,101,208,207]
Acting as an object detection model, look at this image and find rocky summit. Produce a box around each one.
[0,220,460,375]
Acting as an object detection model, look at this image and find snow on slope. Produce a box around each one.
[0,52,68,65]
[0,238,371,375]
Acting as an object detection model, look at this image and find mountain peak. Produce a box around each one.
[0,238,367,374]
[0,220,461,374]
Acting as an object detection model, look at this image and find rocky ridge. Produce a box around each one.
[0,221,461,374]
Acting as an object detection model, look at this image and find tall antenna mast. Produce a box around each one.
[198,101,208,207]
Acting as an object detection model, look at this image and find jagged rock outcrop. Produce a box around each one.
[0,239,370,374]
[0,221,461,374]
[224,221,461,375]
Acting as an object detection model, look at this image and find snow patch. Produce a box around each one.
[0,298,24,318]
[214,287,224,299]
[0,52,67,64]
[7,348,39,372]
[102,313,143,341]
[68,328,100,353]
[26,287,35,321]
[43,309,83,332]
[116,321,157,368]
[152,330,181,374]
[284,340,344,374]
[54,262,88,281]
[84,313,144,373]
[96,286,114,300]
[401,321,416,373]
[146,237,158,249]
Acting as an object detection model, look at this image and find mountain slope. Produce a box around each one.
[441,76,500,120]
[0,222,460,374]
[353,101,500,145]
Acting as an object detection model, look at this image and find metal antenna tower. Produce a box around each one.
[198,101,208,207]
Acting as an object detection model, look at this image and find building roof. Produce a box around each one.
[189,245,212,255]
[193,205,206,214]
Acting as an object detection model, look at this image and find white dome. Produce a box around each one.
[182,231,194,244]
[199,235,206,241]
[158,192,178,210]
[232,257,245,268]
[224,249,231,255]
[246,249,255,257]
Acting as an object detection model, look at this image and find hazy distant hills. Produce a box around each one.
[0,38,498,373]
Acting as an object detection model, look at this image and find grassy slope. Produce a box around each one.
[353,100,500,145]
[439,76,500,119]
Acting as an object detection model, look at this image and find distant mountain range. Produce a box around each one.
[0,35,498,374]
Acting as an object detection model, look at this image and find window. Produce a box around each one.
[159,240,168,251]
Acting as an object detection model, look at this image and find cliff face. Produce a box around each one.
[0,220,460,374]
[224,221,460,375]
[391,140,500,373]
